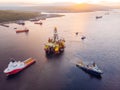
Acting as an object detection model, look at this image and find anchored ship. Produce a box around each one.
[4,58,36,76]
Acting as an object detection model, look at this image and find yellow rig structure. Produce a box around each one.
[44,27,65,55]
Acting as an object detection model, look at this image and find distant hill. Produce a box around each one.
[27,3,111,13]
[0,2,118,13]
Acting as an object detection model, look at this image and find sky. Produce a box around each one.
[0,0,120,4]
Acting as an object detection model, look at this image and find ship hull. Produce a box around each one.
[4,58,35,76]
[76,64,103,76]
[16,30,29,33]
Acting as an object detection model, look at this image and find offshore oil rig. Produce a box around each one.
[44,27,65,55]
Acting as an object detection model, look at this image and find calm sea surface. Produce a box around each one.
[0,11,120,90]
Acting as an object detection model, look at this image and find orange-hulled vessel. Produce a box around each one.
[16,29,29,33]
[4,58,36,76]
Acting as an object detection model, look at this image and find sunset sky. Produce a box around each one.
[0,0,120,4]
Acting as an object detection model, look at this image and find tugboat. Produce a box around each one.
[75,32,79,35]
[44,27,65,55]
[81,36,86,40]
[76,61,103,76]
[96,16,102,19]
[4,58,36,76]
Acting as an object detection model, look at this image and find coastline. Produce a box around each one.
[0,10,64,25]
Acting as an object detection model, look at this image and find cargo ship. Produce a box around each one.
[16,28,29,33]
[34,21,42,25]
